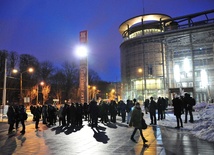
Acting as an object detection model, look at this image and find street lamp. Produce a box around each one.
[1,59,7,119]
[138,68,143,73]
[13,67,34,103]
[76,45,88,104]
[138,68,144,101]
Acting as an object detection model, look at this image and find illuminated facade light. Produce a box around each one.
[174,65,180,82]
[201,69,208,88]
[183,58,190,73]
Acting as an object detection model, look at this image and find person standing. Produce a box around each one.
[126,99,134,124]
[183,93,194,123]
[149,97,157,125]
[119,100,126,123]
[144,99,149,114]
[58,104,63,126]
[7,103,16,134]
[157,97,163,120]
[18,104,27,134]
[162,97,167,119]
[70,102,76,126]
[109,100,117,123]
[42,104,48,124]
[14,103,20,130]
[172,94,184,129]
[34,104,41,129]
[129,102,148,144]
[89,99,99,128]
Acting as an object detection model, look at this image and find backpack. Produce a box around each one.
[191,98,196,106]
[141,118,147,129]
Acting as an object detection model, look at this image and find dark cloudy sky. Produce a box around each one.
[0,0,213,82]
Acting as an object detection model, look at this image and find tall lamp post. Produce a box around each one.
[76,45,88,104]
[13,67,34,103]
[138,68,144,101]
[1,59,7,119]
[77,30,88,104]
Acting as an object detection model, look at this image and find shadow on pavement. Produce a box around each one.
[1,135,17,155]
[116,122,129,128]
[92,127,109,144]
[106,122,117,128]
[51,125,84,135]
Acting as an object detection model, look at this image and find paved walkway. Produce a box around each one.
[0,114,214,155]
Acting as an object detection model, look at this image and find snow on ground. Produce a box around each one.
[151,102,214,142]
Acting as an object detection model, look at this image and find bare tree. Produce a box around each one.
[42,84,51,104]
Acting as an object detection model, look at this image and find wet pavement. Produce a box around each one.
[0,114,214,155]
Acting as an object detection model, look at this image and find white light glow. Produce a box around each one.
[183,58,190,73]
[201,69,208,88]
[174,64,180,82]
[75,45,88,58]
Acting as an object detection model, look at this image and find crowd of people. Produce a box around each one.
[172,93,196,128]
[6,93,195,144]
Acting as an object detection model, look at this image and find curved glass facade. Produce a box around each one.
[119,10,214,103]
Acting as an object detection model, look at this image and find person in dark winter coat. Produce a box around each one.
[129,102,148,144]
[162,97,168,119]
[61,103,68,126]
[119,100,126,123]
[83,102,89,121]
[100,100,109,124]
[109,100,117,123]
[70,103,76,126]
[42,104,48,124]
[89,99,99,128]
[7,103,16,134]
[75,103,83,126]
[48,104,57,126]
[65,104,71,126]
[172,94,184,128]
[144,99,149,114]
[14,103,20,130]
[126,99,134,124]
[34,104,42,129]
[157,97,163,120]
[18,104,27,134]
[58,105,63,126]
[30,104,36,121]
[149,97,157,125]
[183,93,195,123]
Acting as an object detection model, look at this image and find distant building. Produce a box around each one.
[119,10,214,103]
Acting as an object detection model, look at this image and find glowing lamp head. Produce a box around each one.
[12,69,18,73]
[28,68,34,73]
[138,68,143,73]
[40,81,45,86]
[75,45,88,58]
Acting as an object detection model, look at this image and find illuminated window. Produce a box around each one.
[148,64,153,75]
[201,69,208,88]
[174,64,180,82]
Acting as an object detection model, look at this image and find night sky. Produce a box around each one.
[0,0,213,82]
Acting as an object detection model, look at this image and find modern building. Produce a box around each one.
[119,10,214,103]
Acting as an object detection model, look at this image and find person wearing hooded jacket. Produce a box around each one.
[129,102,148,144]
